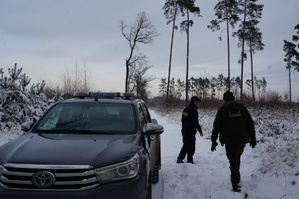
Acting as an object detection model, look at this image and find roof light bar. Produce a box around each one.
[74,92,136,99]
[91,92,136,98]
[122,92,136,98]
[73,92,89,98]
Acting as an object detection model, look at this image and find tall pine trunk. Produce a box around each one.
[250,40,255,104]
[288,67,292,106]
[226,10,231,91]
[185,10,190,107]
[240,0,247,100]
[166,2,178,108]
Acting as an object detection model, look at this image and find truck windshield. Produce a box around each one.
[33,103,136,134]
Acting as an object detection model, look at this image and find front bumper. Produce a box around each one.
[0,168,148,199]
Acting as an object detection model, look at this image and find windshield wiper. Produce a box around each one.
[72,130,112,134]
[36,129,113,134]
[35,129,73,134]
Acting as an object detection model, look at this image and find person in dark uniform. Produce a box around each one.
[177,96,204,164]
[211,91,256,192]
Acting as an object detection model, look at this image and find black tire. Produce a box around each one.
[151,161,159,184]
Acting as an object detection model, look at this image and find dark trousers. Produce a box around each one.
[225,143,245,186]
[177,131,196,162]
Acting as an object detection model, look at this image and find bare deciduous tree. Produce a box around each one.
[128,54,155,100]
[121,11,159,92]
[61,60,92,98]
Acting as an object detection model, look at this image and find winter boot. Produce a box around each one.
[232,183,241,192]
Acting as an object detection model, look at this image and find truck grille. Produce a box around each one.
[0,163,99,191]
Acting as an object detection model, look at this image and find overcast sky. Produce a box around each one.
[1,0,299,99]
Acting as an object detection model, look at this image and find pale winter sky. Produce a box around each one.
[0,0,299,100]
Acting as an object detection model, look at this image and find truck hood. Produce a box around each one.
[0,133,139,168]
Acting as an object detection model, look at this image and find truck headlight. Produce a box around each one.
[95,153,140,183]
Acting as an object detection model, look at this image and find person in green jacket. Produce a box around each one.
[211,91,256,192]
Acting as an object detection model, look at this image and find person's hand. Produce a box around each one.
[250,140,256,148]
[211,141,218,152]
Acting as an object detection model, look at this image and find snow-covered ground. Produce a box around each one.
[150,108,299,199]
[1,108,299,199]
[0,126,21,146]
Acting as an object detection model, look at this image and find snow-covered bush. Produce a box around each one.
[0,64,59,130]
[253,107,299,176]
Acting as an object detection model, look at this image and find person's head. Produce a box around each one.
[190,96,201,107]
[223,91,235,102]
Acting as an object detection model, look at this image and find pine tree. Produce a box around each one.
[163,0,179,107]
[178,0,201,106]
[283,22,299,106]
[234,0,264,102]
[208,0,242,91]
[0,64,53,130]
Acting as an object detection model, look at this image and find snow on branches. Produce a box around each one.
[0,64,53,129]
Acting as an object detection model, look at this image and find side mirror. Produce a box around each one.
[151,118,158,124]
[144,122,164,135]
[21,121,34,132]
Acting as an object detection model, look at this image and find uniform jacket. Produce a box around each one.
[182,103,202,134]
[212,101,255,145]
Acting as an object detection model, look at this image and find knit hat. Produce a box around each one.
[191,96,201,102]
[223,91,235,101]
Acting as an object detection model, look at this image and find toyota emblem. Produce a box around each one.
[32,171,56,188]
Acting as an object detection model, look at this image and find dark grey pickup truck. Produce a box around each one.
[0,92,163,199]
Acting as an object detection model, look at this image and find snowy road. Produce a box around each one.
[152,173,164,199]
[150,110,299,199]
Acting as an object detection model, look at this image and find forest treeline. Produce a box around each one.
[158,74,267,102]
[0,63,296,131]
